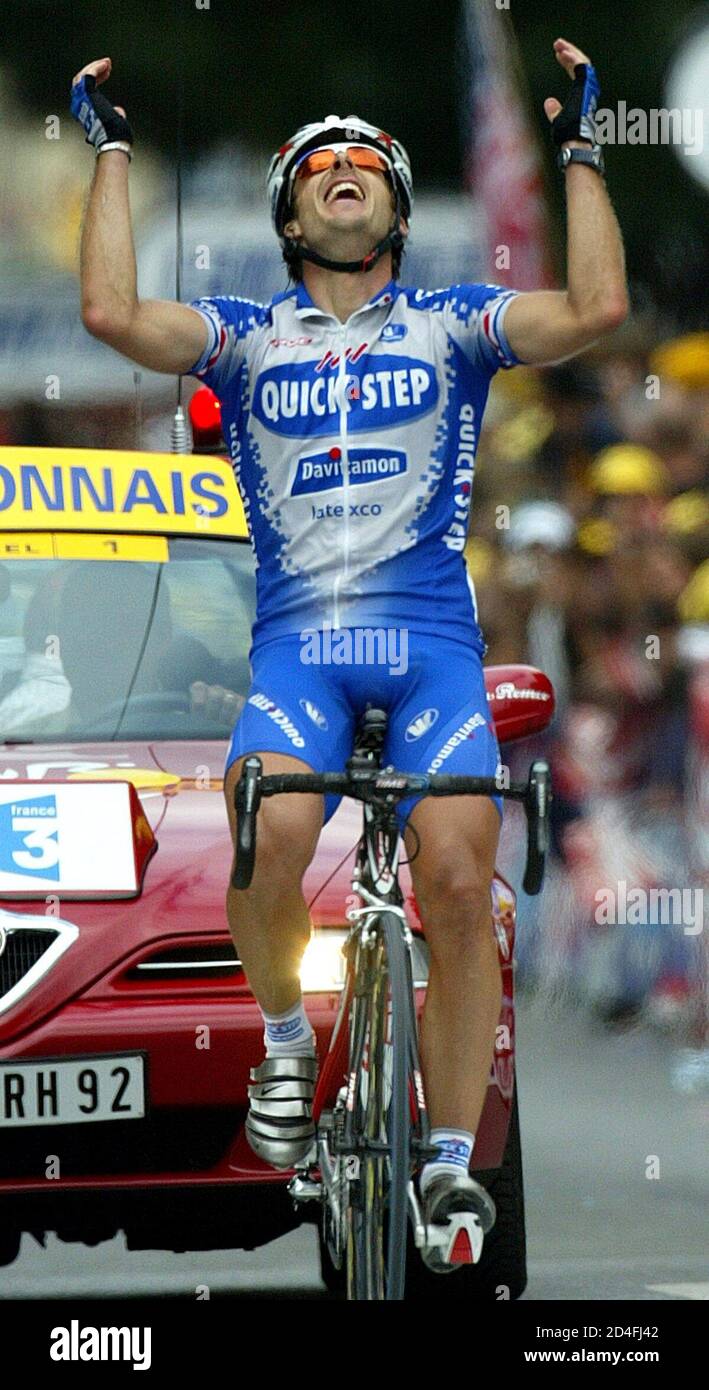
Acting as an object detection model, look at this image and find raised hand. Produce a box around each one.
[70,57,133,152]
[544,37,600,147]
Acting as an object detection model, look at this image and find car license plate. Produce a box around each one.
[0,1052,146,1127]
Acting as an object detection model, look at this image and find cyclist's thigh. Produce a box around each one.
[403,792,501,912]
[223,634,356,839]
[224,751,325,873]
[383,634,502,881]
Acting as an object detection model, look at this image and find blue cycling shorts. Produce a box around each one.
[225,630,503,826]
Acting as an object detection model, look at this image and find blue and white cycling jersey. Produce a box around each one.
[188,278,522,649]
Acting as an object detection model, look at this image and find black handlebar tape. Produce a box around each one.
[522,762,552,896]
[256,772,528,799]
[426,776,526,797]
[232,756,262,890]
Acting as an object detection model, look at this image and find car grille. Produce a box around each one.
[0,1108,243,1180]
[126,942,244,982]
[0,917,78,1015]
[0,930,52,993]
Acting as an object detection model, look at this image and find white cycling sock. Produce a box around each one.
[262,997,316,1058]
[420,1128,475,1196]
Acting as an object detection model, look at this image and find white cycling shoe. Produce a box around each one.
[420,1170,496,1273]
[245,1054,318,1170]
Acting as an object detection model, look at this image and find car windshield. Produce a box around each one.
[0,538,256,742]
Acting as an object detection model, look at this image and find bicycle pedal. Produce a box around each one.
[426,1211,484,1267]
[447,1215,483,1265]
[417,1206,483,1273]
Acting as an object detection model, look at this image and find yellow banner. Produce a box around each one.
[0,533,54,559]
[0,533,169,562]
[55,533,169,563]
[0,447,247,539]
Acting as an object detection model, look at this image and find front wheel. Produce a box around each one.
[344,912,412,1301]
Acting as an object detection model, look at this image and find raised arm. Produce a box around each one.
[72,58,207,374]
[503,38,629,367]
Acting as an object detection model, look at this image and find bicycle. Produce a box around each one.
[232,705,551,1301]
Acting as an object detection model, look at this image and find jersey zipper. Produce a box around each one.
[332,323,350,629]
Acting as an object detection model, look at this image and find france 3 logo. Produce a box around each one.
[0,793,60,879]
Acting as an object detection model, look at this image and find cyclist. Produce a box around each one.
[71,38,627,1271]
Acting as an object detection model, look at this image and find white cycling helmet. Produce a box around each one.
[267,114,413,274]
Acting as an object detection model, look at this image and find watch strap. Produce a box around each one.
[557,144,605,176]
[97,141,133,161]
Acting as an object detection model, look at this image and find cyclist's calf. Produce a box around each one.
[404,795,502,1132]
[223,754,324,1014]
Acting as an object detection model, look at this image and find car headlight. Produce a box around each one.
[299,928,430,992]
[300,930,348,992]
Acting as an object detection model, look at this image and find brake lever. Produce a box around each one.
[232,755,262,889]
[522,759,552,896]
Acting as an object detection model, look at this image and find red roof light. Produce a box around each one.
[189,386,223,445]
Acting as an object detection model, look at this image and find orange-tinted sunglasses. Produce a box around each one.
[295,146,389,180]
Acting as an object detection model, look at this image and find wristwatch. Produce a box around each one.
[557,143,605,177]
[97,141,133,161]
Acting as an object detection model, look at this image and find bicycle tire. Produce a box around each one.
[345,911,412,1300]
[381,910,412,1299]
[344,956,374,1301]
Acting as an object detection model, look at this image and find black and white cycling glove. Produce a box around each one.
[70,73,134,156]
[551,62,600,146]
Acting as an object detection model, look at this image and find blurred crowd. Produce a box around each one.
[470,325,709,1055]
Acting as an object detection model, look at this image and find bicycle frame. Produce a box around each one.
[291,793,437,1258]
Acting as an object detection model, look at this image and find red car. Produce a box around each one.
[0,437,553,1297]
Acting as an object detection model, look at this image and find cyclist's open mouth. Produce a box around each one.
[324,180,366,203]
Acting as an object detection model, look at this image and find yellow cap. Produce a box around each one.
[650,334,709,390]
[491,405,556,463]
[664,490,709,535]
[588,444,668,496]
[678,560,709,623]
[576,517,618,554]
